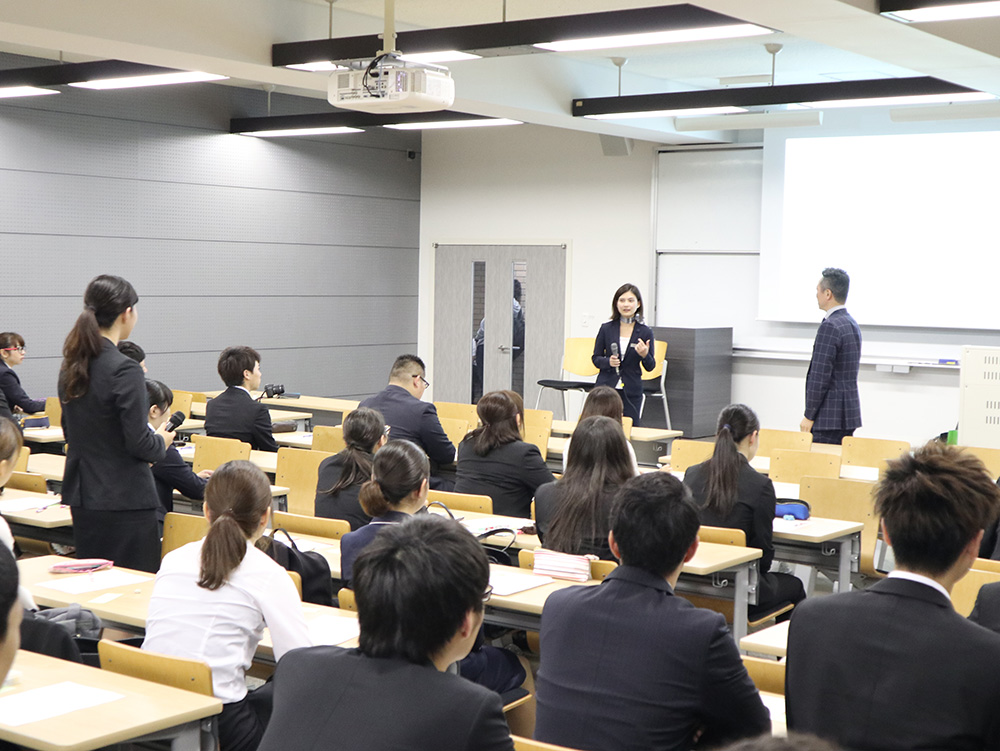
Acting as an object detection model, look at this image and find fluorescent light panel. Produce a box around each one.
[240,126,364,137]
[534,23,771,52]
[287,61,347,72]
[674,110,823,131]
[384,117,521,130]
[398,51,481,64]
[586,106,747,120]
[0,86,59,99]
[882,1,1000,21]
[796,91,994,109]
[69,71,227,90]
[890,100,1000,121]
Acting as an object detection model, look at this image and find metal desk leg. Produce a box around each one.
[733,566,749,643]
[838,539,852,593]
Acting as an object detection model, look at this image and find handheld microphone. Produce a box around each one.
[165,411,186,432]
[610,343,620,376]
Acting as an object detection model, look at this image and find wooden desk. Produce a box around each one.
[551,420,682,443]
[256,602,359,662]
[174,418,205,434]
[740,621,789,658]
[274,431,316,450]
[25,454,67,484]
[0,650,221,751]
[548,428,683,467]
[427,507,540,550]
[0,489,72,546]
[176,445,278,475]
[21,427,65,445]
[189,402,313,426]
[200,392,359,428]
[772,517,862,593]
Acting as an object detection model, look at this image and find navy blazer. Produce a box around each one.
[359,385,455,468]
[788,577,1000,750]
[805,308,862,432]
[338,510,411,584]
[151,443,207,521]
[535,565,770,751]
[0,362,45,414]
[204,386,278,452]
[592,320,655,423]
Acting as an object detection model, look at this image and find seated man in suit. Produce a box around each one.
[534,472,770,751]
[117,339,147,373]
[204,346,278,452]
[360,354,455,489]
[257,514,514,751]
[787,442,1000,750]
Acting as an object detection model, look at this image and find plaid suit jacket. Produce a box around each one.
[804,308,862,431]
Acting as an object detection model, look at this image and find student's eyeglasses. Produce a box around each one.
[2,347,24,354]
[413,374,430,388]
[482,584,493,604]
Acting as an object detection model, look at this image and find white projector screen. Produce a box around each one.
[759,130,1000,329]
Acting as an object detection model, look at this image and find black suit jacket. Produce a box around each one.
[314,452,371,531]
[151,443,207,521]
[60,339,165,511]
[359,385,455,467]
[0,362,46,414]
[257,646,514,751]
[968,581,1000,633]
[592,320,656,423]
[535,566,770,751]
[455,439,554,518]
[0,389,14,427]
[787,576,1000,750]
[204,386,278,452]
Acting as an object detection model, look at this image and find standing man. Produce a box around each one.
[800,267,861,445]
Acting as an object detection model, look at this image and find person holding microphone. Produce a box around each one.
[592,283,656,425]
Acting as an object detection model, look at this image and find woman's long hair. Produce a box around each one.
[703,404,760,517]
[546,416,634,554]
[198,461,272,590]
[358,440,429,518]
[320,408,385,496]
[465,391,521,457]
[59,275,138,400]
[609,283,644,323]
[579,386,624,422]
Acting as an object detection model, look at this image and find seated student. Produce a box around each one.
[787,443,1000,751]
[257,514,515,751]
[0,545,21,683]
[0,332,47,414]
[534,472,770,751]
[144,460,311,751]
[146,379,211,526]
[683,404,805,622]
[454,390,554,518]
[117,339,147,372]
[314,407,385,531]
[561,386,640,475]
[534,415,634,560]
[205,346,278,452]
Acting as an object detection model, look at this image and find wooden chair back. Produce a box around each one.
[338,587,357,612]
[524,408,554,436]
[620,416,633,440]
[427,489,493,514]
[287,570,303,599]
[275,447,335,516]
[517,549,617,581]
[312,425,346,455]
[523,424,551,462]
[669,439,715,473]
[162,511,208,560]
[13,446,28,473]
[173,389,208,404]
[769,449,840,484]
[799,476,882,578]
[958,445,1000,480]
[164,391,192,424]
[4,471,48,493]
[273,511,350,540]
[642,340,669,381]
[841,436,910,468]
[44,396,62,429]
[191,434,251,474]
[953,568,1000,618]
[438,417,470,450]
[433,401,479,426]
[699,525,747,547]
[974,557,1000,574]
[742,655,786,695]
[98,639,213,696]
[513,736,588,751]
[562,338,600,378]
[757,428,812,457]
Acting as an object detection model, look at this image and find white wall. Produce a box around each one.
[419,124,658,409]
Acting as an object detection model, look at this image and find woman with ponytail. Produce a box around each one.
[314,407,387,530]
[339,440,429,584]
[58,275,174,572]
[683,404,806,621]
[145,460,311,751]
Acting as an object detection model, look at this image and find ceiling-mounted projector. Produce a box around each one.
[329,55,455,113]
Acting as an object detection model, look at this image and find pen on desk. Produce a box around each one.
[35,499,63,513]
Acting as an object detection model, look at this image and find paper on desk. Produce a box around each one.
[462,519,515,537]
[37,569,151,595]
[310,615,360,646]
[291,538,334,554]
[489,568,553,597]
[0,681,124,727]
[773,518,810,533]
[0,495,54,512]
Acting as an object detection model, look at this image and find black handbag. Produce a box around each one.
[262,528,335,607]
[429,500,518,566]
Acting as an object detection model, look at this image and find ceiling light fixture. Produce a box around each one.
[68,71,226,90]
[889,100,1000,121]
[585,106,747,120]
[673,110,823,131]
[239,126,364,137]
[0,60,228,91]
[383,117,521,130]
[0,86,59,99]
[230,110,515,136]
[794,91,993,109]
[880,0,1000,21]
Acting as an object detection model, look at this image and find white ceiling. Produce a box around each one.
[2,0,1000,143]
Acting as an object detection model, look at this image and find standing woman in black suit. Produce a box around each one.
[592,283,656,425]
[59,275,174,572]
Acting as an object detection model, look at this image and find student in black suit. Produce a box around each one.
[146,379,211,526]
[117,339,147,372]
[455,390,554,518]
[592,283,656,425]
[59,275,173,572]
[787,443,1000,750]
[0,545,21,685]
[258,514,515,751]
[684,403,806,621]
[314,407,385,531]
[534,472,770,751]
[0,332,47,414]
[205,346,278,452]
[0,390,14,428]
[359,354,455,488]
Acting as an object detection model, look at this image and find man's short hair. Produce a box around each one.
[610,473,700,578]
[389,354,426,381]
[353,515,488,664]
[117,339,145,364]
[876,442,1000,576]
[0,545,18,642]
[218,346,261,387]
[717,732,843,751]
[820,268,850,303]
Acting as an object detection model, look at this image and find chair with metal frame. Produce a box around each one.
[535,338,599,419]
[639,339,671,429]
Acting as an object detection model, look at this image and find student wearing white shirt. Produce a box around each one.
[144,460,311,751]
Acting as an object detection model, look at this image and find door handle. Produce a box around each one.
[497,345,513,354]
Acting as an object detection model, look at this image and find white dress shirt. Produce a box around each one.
[887,569,952,602]
[144,538,312,703]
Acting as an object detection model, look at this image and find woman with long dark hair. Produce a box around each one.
[454,390,554,518]
[314,407,386,530]
[592,283,656,425]
[58,275,173,572]
[561,386,640,474]
[535,415,635,559]
[0,332,47,415]
[145,461,311,751]
[683,404,806,621]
